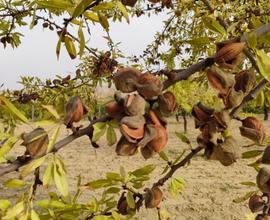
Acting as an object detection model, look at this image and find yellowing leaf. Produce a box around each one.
[0,96,28,123]
[3,179,26,189]
[46,125,61,153]
[106,126,117,146]
[116,1,129,23]
[3,201,24,219]
[98,13,109,31]
[256,49,270,82]
[53,160,69,196]
[43,161,54,187]
[64,36,77,59]
[72,0,94,18]
[31,209,40,220]
[20,156,46,178]
[78,24,85,57]
[0,200,11,211]
[56,35,62,60]
[126,191,135,209]
[42,105,60,119]
[84,12,99,22]
[0,136,18,158]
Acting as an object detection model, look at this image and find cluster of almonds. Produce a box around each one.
[105,67,176,159]
[248,146,270,219]
[192,39,267,166]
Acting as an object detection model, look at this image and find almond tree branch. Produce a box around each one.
[0,117,111,177]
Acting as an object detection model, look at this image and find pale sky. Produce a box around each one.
[0,13,168,89]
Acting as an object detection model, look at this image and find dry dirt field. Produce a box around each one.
[0,116,267,220]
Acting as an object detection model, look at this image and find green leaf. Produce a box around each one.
[31,209,40,220]
[84,179,113,189]
[93,122,106,142]
[116,1,129,23]
[126,191,135,209]
[56,36,62,59]
[131,164,155,177]
[111,211,121,220]
[247,32,257,49]
[0,96,28,123]
[37,0,74,10]
[106,126,117,146]
[53,158,69,197]
[20,156,46,178]
[93,216,112,220]
[3,201,24,219]
[46,125,61,153]
[175,132,190,145]
[4,179,26,189]
[255,49,270,82]
[72,0,94,18]
[240,181,257,187]
[0,136,18,158]
[92,2,115,11]
[169,177,185,198]
[0,200,11,211]
[42,105,60,120]
[106,172,122,181]
[98,13,109,31]
[105,187,121,194]
[159,151,169,161]
[64,36,77,59]
[43,161,54,187]
[242,150,263,159]
[233,191,257,203]
[84,12,99,22]
[78,24,85,58]
[202,16,227,37]
[37,200,66,209]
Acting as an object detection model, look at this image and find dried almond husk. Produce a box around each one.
[145,187,163,208]
[262,146,270,164]
[234,69,256,93]
[192,102,214,125]
[136,73,163,99]
[105,101,124,118]
[240,117,266,144]
[124,94,146,116]
[21,127,49,158]
[115,136,138,156]
[211,136,240,166]
[64,96,88,128]
[120,115,145,143]
[256,167,270,193]
[157,91,176,115]
[113,67,141,93]
[213,110,230,130]
[147,110,168,152]
[141,145,155,159]
[200,121,220,145]
[214,42,246,66]
[206,66,235,94]
[248,194,265,213]
[223,88,243,109]
[138,124,157,148]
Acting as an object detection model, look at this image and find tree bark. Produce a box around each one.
[183,112,187,133]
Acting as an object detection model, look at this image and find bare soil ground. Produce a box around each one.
[0,116,267,220]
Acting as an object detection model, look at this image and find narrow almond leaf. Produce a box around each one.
[116,1,129,23]
[72,0,94,18]
[4,179,26,189]
[175,132,190,145]
[64,36,77,59]
[46,125,61,153]
[43,161,54,187]
[42,105,60,120]
[126,191,135,209]
[106,126,117,146]
[56,36,62,60]
[242,150,263,159]
[53,162,69,197]
[256,49,270,82]
[84,12,99,22]
[159,151,169,161]
[0,136,18,158]
[0,96,28,123]
[98,13,109,31]
[31,209,40,220]
[240,181,257,187]
[78,24,85,57]
[20,156,46,178]
[2,201,24,219]
[131,164,155,177]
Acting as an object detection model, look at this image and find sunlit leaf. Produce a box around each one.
[42,105,60,120]
[106,126,117,146]
[4,179,26,189]
[131,164,155,177]
[242,150,263,159]
[46,125,61,153]
[64,36,77,59]
[3,201,24,219]
[126,191,135,209]
[20,156,46,178]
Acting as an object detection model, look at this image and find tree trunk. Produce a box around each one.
[264,103,269,121]
[183,112,187,133]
